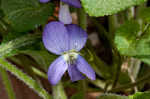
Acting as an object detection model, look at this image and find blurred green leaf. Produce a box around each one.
[129,91,150,99]
[98,94,129,99]
[135,56,150,65]
[134,31,150,56]
[0,9,4,18]
[118,72,131,85]
[139,7,150,22]
[0,33,41,58]
[71,92,84,99]
[0,17,13,35]
[2,32,27,43]
[115,21,150,64]
[0,20,6,34]
[1,0,54,32]
[81,0,146,16]
[114,20,140,56]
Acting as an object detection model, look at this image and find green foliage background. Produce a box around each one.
[0,0,150,99]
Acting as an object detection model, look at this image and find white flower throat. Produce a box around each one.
[63,50,78,65]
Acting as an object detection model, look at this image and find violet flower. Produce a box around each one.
[42,21,95,85]
[39,0,81,8]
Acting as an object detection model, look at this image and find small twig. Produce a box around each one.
[128,58,141,92]
[127,7,135,20]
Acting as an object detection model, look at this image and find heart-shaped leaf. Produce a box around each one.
[81,0,147,16]
[1,0,54,32]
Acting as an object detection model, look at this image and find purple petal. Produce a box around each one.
[76,55,96,80]
[39,0,50,3]
[68,64,85,82]
[59,4,72,24]
[66,24,87,51]
[48,56,68,85]
[42,21,69,55]
[61,0,81,8]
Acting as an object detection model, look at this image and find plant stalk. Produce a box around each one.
[52,82,67,99]
[77,8,87,99]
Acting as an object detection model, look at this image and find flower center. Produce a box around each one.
[63,50,78,65]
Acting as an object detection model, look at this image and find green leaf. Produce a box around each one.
[98,94,129,99]
[0,33,41,58]
[139,7,150,22]
[81,0,147,16]
[115,21,150,64]
[114,20,150,56]
[0,20,7,33]
[1,0,54,32]
[114,20,140,56]
[71,92,84,99]
[118,72,131,85]
[135,56,150,65]
[0,58,52,99]
[0,9,4,18]
[129,92,150,99]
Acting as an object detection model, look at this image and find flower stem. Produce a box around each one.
[77,9,87,30]
[108,14,122,89]
[108,14,118,35]
[77,8,87,99]
[52,82,67,99]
